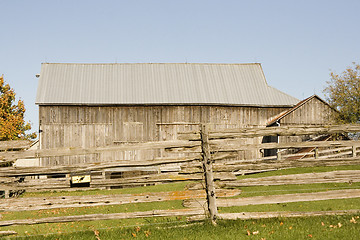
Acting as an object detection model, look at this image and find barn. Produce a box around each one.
[35,63,327,166]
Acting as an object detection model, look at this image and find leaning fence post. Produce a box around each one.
[200,124,218,225]
[4,189,10,198]
[314,148,319,159]
[352,145,357,158]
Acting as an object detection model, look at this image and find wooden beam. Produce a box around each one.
[184,189,360,208]
[0,140,201,160]
[0,140,32,151]
[200,124,218,225]
[210,139,360,151]
[221,170,360,187]
[217,209,360,220]
[0,208,205,227]
[213,157,360,172]
[208,124,360,139]
[0,189,241,212]
[0,155,201,177]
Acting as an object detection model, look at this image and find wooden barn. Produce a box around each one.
[35,63,331,166]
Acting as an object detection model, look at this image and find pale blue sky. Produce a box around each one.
[1,0,360,132]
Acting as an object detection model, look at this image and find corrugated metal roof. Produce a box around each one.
[35,63,299,107]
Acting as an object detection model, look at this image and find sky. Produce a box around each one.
[1,0,360,132]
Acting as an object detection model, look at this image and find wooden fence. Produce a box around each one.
[178,124,360,223]
[1,124,360,229]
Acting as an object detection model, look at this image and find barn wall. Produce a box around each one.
[278,97,336,146]
[39,105,289,166]
[279,97,334,126]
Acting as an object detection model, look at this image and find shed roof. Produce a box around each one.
[36,63,298,107]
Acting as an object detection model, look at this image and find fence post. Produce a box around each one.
[200,124,218,225]
[4,190,10,199]
[314,148,319,159]
[352,145,357,158]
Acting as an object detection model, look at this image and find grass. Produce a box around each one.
[2,216,188,237]
[7,214,360,240]
[219,198,360,213]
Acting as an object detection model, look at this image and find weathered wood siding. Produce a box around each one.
[39,105,289,166]
[278,97,336,146]
[279,97,334,126]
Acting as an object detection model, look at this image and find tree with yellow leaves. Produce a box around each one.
[324,63,360,124]
[0,75,36,140]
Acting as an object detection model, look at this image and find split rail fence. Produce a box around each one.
[1,124,360,229]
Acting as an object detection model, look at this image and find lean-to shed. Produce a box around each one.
[263,95,336,157]
[36,63,300,166]
[266,95,335,127]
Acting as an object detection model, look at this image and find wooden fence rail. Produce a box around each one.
[178,124,360,140]
[0,140,201,163]
[1,124,360,227]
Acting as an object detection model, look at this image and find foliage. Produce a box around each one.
[323,62,360,124]
[0,75,36,140]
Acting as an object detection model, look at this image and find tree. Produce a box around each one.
[0,75,36,141]
[323,63,360,124]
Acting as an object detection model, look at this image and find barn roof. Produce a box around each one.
[36,63,299,107]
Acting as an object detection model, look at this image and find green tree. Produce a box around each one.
[0,74,36,140]
[324,62,360,124]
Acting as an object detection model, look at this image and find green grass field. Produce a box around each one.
[1,165,360,239]
[6,215,360,240]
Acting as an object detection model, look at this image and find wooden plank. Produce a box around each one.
[0,189,241,212]
[156,122,201,125]
[0,208,205,227]
[91,172,235,187]
[217,209,360,220]
[0,140,201,161]
[184,189,360,208]
[177,132,201,141]
[213,157,360,172]
[0,172,236,191]
[316,146,352,156]
[210,139,360,151]
[0,140,32,151]
[222,170,360,187]
[183,124,360,140]
[208,124,360,139]
[200,124,218,225]
[179,157,360,174]
[0,155,201,177]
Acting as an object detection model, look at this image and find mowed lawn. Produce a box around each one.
[1,165,360,239]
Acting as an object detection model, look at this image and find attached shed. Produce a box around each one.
[266,95,335,127]
[263,95,336,157]
[36,63,300,166]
